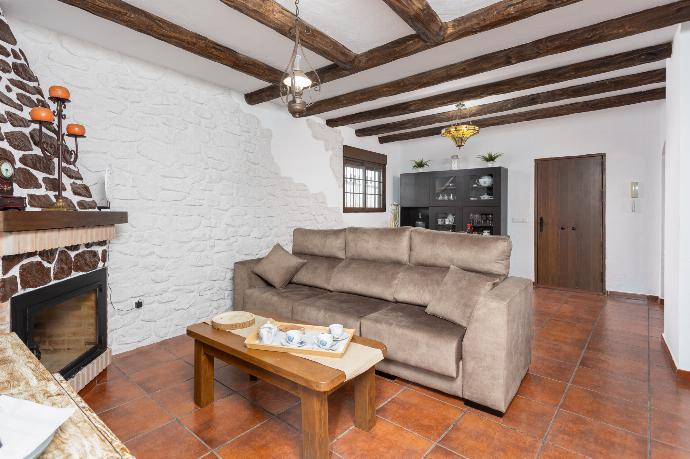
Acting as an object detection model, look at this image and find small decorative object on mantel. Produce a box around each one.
[389,202,400,228]
[280,0,321,117]
[450,154,460,170]
[441,102,480,149]
[0,159,26,211]
[211,311,256,331]
[477,152,503,167]
[411,158,431,172]
[29,85,87,211]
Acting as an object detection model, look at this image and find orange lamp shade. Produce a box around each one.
[66,123,86,137]
[48,85,70,100]
[29,107,54,123]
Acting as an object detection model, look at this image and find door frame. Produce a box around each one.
[533,153,606,293]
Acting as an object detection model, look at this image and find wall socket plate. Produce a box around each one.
[512,217,529,223]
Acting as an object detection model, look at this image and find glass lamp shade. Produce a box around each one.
[283,70,312,91]
[441,124,480,148]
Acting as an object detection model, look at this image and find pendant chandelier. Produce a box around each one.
[281,0,320,117]
[441,103,480,149]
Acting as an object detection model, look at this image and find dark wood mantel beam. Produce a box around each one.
[356,69,666,137]
[57,0,283,83]
[305,0,690,117]
[244,0,582,105]
[326,43,671,127]
[219,0,356,69]
[381,0,445,43]
[378,88,665,143]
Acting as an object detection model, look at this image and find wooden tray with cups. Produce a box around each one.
[245,320,354,358]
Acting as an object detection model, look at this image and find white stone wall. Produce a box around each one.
[10,20,360,353]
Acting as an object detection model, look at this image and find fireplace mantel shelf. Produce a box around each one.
[0,211,128,232]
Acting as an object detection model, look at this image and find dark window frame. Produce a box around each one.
[343,145,387,213]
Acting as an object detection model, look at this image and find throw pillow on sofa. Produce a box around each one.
[425,266,499,327]
[252,244,307,289]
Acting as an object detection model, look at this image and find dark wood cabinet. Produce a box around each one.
[400,167,508,235]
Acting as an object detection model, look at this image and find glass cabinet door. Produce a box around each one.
[430,207,459,232]
[430,174,459,205]
[462,207,501,235]
[465,171,498,204]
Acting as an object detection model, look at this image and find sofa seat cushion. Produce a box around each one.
[292,292,393,334]
[394,265,448,306]
[330,259,403,301]
[243,284,328,318]
[361,303,465,378]
[292,254,343,290]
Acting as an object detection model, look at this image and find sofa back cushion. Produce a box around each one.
[293,228,346,259]
[393,265,448,306]
[331,259,403,301]
[291,254,343,290]
[410,228,511,277]
[345,227,411,264]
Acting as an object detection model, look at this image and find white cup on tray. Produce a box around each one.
[315,333,334,350]
[328,323,344,339]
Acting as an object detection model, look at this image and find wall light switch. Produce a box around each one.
[512,217,528,223]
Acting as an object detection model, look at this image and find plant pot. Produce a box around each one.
[485,161,496,167]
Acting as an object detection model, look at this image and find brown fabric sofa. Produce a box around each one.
[233,227,533,413]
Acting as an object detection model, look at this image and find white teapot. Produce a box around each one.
[259,322,278,344]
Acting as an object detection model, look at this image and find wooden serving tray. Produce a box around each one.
[245,321,355,358]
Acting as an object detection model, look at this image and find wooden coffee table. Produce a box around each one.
[186,317,386,459]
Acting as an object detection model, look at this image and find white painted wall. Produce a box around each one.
[663,23,690,371]
[397,101,665,295]
[9,18,398,353]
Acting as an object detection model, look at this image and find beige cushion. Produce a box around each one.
[361,303,466,378]
[292,292,392,334]
[252,244,306,289]
[410,228,511,276]
[291,254,343,291]
[394,265,448,306]
[345,227,411,264]
[426,266,499,327]
[243,284,329,318]
[292,228,346,259]
[330,259,402,302]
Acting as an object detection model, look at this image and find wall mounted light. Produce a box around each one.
[630,181,640,213]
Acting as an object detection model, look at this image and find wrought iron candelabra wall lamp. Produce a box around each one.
[29,85,86,211]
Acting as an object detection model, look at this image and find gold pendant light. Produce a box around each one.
[280,0,321,117]
[441,103,480,148]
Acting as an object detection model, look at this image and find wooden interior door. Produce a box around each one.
[535,154,605,292]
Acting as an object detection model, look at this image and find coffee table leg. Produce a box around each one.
[194,340,214,407]
[300,388,329,459]
[354,367,376,431]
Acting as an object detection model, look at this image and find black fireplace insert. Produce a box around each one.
[11,268,107,379]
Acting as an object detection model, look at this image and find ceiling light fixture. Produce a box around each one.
[441,102,480,149]
[281,0,320,117]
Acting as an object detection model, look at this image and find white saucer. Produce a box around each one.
[281,337,306,348]
[332,333,349,342]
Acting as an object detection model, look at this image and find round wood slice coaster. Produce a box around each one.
[211,311,255,331]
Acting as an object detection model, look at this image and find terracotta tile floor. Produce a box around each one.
[80,289,690,458]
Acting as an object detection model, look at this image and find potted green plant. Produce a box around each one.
[477,152,503,167]
[411,158,431,171]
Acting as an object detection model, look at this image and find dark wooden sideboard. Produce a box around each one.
[400,167,508,235]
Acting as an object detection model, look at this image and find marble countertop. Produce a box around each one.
[0,333,133,458]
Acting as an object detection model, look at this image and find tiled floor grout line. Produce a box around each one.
[534,294,606,458]
[421,410,468,458]
[211,417,273,453]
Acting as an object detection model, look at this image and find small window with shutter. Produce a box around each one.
[343,146,386,213]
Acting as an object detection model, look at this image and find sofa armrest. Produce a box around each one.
[461,276,533,412]
[232,258,268,311]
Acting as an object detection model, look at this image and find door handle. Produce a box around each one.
[539,217,544,232]
[571,226,576,231]
[561,226,565,230]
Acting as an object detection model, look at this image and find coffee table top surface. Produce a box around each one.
[187,313,385,392]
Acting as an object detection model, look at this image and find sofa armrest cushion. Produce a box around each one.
[461,277,533,412]
[252,244,307,289]
[233,258,268,310]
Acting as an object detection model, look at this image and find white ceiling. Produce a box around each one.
[0,0,677,142]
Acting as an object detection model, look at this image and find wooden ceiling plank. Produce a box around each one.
[355,69,666,137]
[381,0,445,43]
[378,87,666,143]
[244,0,582,105]
[304,1,690,117]
[219,0,356,69]
[326,43,671,127]
[57,0,283,83]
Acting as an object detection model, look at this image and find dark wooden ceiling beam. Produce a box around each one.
[326,43,671,127]
[244,0,582,105]
[356,69,666,137]
[378,88,665,143]
[57,0,283,83]
[305,0,690,117]
[218,0,356,69]
[381,0,445,43]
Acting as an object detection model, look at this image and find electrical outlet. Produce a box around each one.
[512,217,528,223]
[135,300,143,309]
